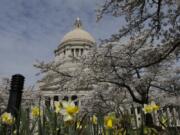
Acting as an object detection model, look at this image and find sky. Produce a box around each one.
[0,0,124,87]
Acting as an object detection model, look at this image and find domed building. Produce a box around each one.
[54,17,95,62]
[37,18,96,108]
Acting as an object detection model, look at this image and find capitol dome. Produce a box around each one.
[60,18,96,46]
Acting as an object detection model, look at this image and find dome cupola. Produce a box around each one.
[60,18,95,47]
[55,18,95,59]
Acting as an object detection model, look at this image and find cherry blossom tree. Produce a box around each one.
[84,0,180,105]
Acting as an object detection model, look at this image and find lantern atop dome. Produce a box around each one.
[74,17,82,28]
[59,18,96,46]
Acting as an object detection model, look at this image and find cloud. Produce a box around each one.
[0,0,123,86]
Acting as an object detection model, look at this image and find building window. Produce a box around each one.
[76,49,79,56]
[71,49,74,56]
[81,49,83,55]
[62,95,78,106]
[64,50,66,55]
[53,96,59,101]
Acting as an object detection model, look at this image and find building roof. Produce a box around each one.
[60,18,96,46]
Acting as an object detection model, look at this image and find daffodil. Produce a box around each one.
[31,106,42,118]
[142,102,160,114]
[54,101,62,113]
[90,115,97,125]
[142,104,153,114]
[0,112,15,125]
[104,112,116,129]
[151,102,160,111]
[60,100,79,122]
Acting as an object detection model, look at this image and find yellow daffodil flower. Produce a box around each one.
[107,119,113,128]
[31,106,42,118]
[143,104,153,114]
[151,103,160,111]
[142,102,160,114]
[90,115,97,125]
[104,112,116,129]
[60,100,79,122]
[0,112,15,125]
[54,101,62,113]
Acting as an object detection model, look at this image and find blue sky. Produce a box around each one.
[0,0,124,86]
